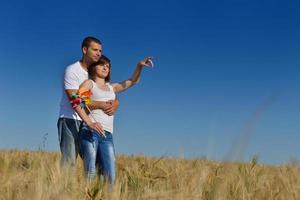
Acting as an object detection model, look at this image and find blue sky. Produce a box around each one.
[0,0,299,165]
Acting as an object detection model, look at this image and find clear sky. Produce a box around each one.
[0,0,299,165]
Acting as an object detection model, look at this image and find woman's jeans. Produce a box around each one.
[80,126,116,183]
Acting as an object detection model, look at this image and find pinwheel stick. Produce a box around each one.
[85,105,97,124]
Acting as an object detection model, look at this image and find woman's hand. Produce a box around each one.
[138,57,154,68]
[87,121,106,137]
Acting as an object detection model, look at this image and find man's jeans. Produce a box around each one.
[57,118,82,166]
[80,126,116,184]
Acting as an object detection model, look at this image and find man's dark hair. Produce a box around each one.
[81,36,102,49]
[88,55,111,82]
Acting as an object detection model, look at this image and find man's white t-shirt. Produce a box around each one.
[59,61,88,120]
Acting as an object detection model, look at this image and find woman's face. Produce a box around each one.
[96,63,110,78]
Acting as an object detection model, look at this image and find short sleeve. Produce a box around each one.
[64,67,79,90]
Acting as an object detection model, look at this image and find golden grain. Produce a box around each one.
[0,150,298,200]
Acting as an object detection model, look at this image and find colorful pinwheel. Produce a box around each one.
[70,89,92,109]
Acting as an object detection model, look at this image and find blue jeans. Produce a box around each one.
[80,126,116,183]
[57,118,82,166]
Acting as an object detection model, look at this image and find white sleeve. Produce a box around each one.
[64,67,79,90]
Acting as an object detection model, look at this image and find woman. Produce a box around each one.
[74,56,153,183]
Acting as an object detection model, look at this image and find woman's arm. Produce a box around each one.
[112,57,153,93]
[74,80,105,135]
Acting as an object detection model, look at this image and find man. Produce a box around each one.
[57,36,119,166]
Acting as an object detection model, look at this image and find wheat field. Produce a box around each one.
[0,150,299,200]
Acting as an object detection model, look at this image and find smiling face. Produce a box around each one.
[95,62,110,79]
[88,57,111,82]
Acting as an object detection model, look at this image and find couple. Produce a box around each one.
[57,36,153,183]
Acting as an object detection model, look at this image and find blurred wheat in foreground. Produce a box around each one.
[0,150,300,200]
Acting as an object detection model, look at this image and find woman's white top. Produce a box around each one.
[89,80,116,133]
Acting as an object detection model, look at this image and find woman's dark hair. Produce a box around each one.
[88,55,111,82]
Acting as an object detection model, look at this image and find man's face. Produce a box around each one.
[83,41,102,63]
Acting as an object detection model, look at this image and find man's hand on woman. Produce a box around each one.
[103,100,119,116]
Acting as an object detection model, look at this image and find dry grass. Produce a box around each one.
[0,150,299,200]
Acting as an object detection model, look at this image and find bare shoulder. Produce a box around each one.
[80,79,93,89]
